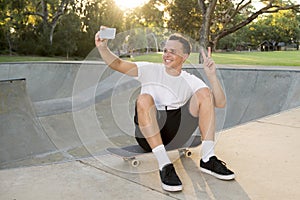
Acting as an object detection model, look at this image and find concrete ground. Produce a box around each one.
[1,107,299,200]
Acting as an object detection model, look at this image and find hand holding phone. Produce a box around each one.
[99,28,116,40]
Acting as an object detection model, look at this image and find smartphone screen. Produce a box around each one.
[99,28,116,39]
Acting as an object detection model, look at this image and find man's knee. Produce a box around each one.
[136,94,155,111]
[195,88,213,101]
[192,88,213,106]
[189,88,213,116]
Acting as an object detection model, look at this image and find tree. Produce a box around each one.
[54,12,81,59]
[245,10,300,49]
[78,0,124,57]
[198,0,300,52]
[24,0,74,45]
[167,0,202,40]
[124,0,165,29]
[164,0,299,62]
[0,0,124,57]
[0,0,32,55]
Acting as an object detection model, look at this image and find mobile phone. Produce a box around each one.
[99,28,116,39]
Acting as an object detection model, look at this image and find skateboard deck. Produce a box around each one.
[107,135,201,167]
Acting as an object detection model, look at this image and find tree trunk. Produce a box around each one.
[197,0,299,63]
[5,29,13,56]
[198,0,217,63]
[25,0,70,45]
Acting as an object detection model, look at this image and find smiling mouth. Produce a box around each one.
[164,59,173,64]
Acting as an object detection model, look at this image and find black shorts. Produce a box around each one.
[134,99,198,152]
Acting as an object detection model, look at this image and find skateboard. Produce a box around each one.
[106,135,201,167]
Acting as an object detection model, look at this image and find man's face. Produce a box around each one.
[162,40,188,69]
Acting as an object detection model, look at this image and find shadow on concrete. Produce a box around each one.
[180,156,250,199]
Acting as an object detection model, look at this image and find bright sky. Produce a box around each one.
[114,0,149,10]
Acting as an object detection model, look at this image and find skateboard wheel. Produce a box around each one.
[131,159,140,167]
[185,150,192,157]
[178,149,192,157]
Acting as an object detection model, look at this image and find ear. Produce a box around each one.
[182,53,189,62]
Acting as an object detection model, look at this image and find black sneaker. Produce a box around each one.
[200,156,235,180]
[159,163,182,192]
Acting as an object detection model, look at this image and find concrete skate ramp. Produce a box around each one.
[0,62,299,169]
[206,68,300,129]
[0,79,55,164]
[0,62,82,102]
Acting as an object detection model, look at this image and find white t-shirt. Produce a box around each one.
[135,62,208,110]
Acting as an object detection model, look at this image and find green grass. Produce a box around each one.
[1,51,299,66]
[130,51,300,66]
[0,55,76,62]
[211,51,300,66]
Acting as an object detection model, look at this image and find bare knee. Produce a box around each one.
[189,88,213,116]
[136,94,158,131]
[136,94,155,112]
[195,88,213,103]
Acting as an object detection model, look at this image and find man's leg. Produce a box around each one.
[136,93,163,149]
[189,88,235,180]
[189,88,215,159]
[136,94,182,191]
[189,89,215,137]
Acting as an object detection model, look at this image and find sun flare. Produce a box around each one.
[114,0,149,10]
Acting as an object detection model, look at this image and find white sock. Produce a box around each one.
[152,144,172,170]
[202,140,215,162]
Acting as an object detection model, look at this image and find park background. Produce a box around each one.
[0,0,299,63]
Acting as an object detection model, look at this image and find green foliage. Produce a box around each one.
[217,10,300,50]
[124,0,165,29]
[0,0,299,58]
[0,0,124,57]
[53,12,81,58]
[167,0,202,40]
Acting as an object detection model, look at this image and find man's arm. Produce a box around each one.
[201,48,226,108]
[95,27,138,77]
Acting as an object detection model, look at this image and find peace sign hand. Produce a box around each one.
[201,47,216,77]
